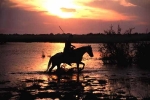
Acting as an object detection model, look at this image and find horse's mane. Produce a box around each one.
[54,46,88,56]
[74,45,89,51]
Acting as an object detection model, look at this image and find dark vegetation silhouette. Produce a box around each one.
[133,41,150,69]
[99,42,132,66]
[0,30,149,43]
[99,25,150,68]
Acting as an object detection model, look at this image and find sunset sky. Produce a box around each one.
[0,0,150,34]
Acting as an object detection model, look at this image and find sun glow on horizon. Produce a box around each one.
[9,0,131,20]
[43,0,77,18]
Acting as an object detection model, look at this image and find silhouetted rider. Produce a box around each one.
[63,34,75,55]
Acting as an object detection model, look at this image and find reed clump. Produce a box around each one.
[99,25,150,68]
[99,42,133,66]
[99,25,133,66]
[133,41,150,68]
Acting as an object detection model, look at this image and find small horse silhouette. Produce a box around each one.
[46,45,94,73]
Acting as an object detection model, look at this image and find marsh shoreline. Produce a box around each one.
[1,33,150,43]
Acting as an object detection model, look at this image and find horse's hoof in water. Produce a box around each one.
[45,70,50,73]
[44,71,48,73]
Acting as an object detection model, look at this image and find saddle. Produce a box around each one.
[63,51,74,58]
[62,51,74,66]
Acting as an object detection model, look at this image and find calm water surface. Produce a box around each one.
[0,42,150,99]
[0,42,100,73]
[0,42,101,85]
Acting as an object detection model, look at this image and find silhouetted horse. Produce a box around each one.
[46,45,94,73]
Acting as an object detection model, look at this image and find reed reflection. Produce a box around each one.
[1,42,148,99]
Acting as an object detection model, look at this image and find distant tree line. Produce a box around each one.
[0,25,150,43]
[0,32,150,43]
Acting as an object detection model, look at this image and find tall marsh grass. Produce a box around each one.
[133,41,150,68]
[99,25,150,68]
[99,25,133,66]
[99,42,133,66]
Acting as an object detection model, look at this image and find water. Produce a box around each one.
[0,42,150,99]
[0,43,100,86]
[0,42,100,73]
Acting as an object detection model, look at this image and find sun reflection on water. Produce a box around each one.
[1,43,150,99]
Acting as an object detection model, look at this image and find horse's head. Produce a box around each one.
[86,45,94,57]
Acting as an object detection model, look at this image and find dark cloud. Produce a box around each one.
[0,5,60,33]
[60,7,76,12]
[84,0,135,15]
[0,0,16,8]
[0,0,150,34]
[82,0,150,25]
[57,18,148,34]
[127,0,150,9]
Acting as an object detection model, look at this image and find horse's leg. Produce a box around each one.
[46,57,52,72]
[48,63,55,73]
[79,62,85,71]
[77,63,80,73]
[57,64,60,71]
[56,63,61,74]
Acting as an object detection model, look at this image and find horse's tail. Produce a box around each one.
[47,56,53,71]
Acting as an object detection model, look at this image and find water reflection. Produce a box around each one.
[0,72,140,99]
[0,42,150,99]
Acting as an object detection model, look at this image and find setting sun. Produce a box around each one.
[2,0,149,34]
[9,0,131,20]
[43,0,77,18]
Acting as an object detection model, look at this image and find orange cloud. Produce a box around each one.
[8,0,132,21]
